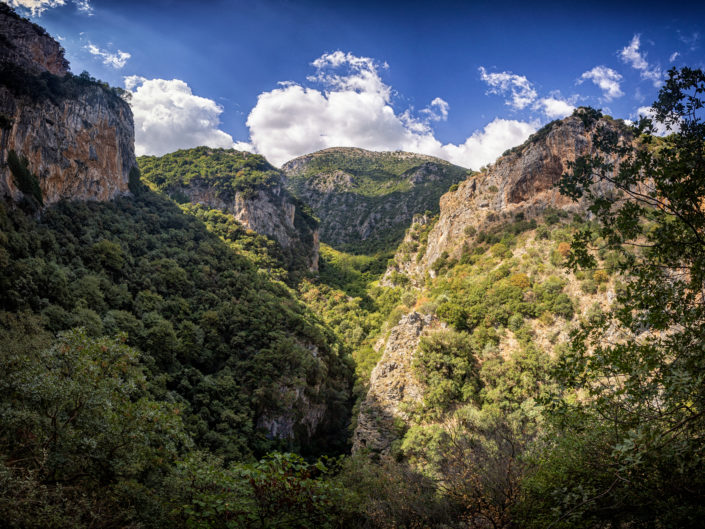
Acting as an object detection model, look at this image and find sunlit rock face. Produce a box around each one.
[384,115,627,286]
[359,114,629,455]
[353,311,445,454]
[0,4,136,206]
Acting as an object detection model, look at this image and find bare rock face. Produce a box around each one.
[199,182,319,272]
[353,312,445,454]
[257,382,327,441]
[232,185,319,272]
[0,5,135,206]
[384,115,626,284]
[0,5,68,76]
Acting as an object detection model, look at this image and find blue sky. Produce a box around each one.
[6,0,705,168]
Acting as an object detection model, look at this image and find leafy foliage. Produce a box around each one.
[523,68,705,527]
[0,61,128,108]
[7,149,42,206]
[0,327,188,527]
[139,147,281,201]
[0,191,352,460]
[166,452,349,529]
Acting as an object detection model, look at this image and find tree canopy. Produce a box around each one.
[523,67,705,528]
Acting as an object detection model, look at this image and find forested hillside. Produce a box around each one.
[139,147,321,273]
[283,147,470,254]
[1,5,704,527]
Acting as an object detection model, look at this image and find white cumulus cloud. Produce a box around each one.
[478,67,538,110]
[6,0,91,15]
[440,118,538,169]
[421,97,450,122]
[579,66,624,101]
[243,52,536,168]
[669,51,680,63]
[85,43,130,69]
[620,35,662,87]
[74,0,92,14]
[636,106,678,136]
[534,97,575,119]
[6,0,64,15]
[124,76,237,157]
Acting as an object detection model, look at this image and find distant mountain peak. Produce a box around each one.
[282,147,471,254]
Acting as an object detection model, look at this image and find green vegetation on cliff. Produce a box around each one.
[283,147,470,254]
[138,148,320,275]
[0,190,352,462]
[2,21,703,526]
[139,147,281,201]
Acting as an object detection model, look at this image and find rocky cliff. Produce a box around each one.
[0,4,68,76]
[385,114,627,284]
[0,4,135,206]
[283,147,470,254]
[353,312,445,454]
[355,111,628,456]
[138,147,320,272]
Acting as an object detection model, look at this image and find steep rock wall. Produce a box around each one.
[384,115,625,284]
[172,179,320,272]
[0,5,135,206]
[359,113,628,454]
[0,4,68,76]
[353,312,445,454]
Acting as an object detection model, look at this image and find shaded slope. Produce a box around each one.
[283,147,470,254]
[0,189,352,458]
[139,147,320,272]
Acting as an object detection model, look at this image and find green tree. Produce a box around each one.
[0,329,189,527]
[524,68,705,527]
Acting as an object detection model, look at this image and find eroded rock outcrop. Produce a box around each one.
[0,4,135,206]
[0,4,68,76]
[353,312,445,454]
[188,181,319,271]
[384,115,626,284]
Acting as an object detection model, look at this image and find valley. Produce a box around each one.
[1,4,704,528]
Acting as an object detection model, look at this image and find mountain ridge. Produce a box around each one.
[282,146,470,254]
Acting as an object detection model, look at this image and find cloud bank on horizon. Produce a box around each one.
[127,51,545,169]
[124,34,680,168]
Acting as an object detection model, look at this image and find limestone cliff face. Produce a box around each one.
[353,312,445,454]
[0,5,135,206]
[357,114,627,454]
[283,147,469,252]
[384,115,625,284]
[181,180,320,272]
[139,147,321,272]
[0,4,68,76]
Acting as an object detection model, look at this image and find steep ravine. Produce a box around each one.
[353,312,445,454]
[356,112,628,455]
